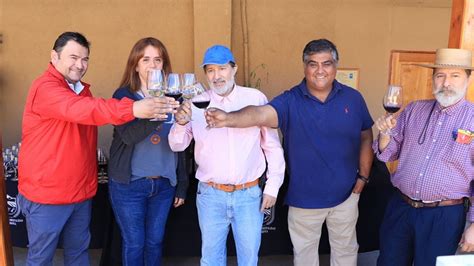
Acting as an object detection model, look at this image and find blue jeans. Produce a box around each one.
[196,182,263,266]
[17,193,91,266]
[109,177,175,266]
[377,193,466,266]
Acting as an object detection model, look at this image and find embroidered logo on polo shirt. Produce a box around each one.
[344,107,349,114]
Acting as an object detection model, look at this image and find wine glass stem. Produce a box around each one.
[382,113,393,135]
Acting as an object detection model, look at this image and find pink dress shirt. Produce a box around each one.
[168,85,285,197]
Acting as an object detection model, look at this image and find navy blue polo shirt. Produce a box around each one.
[269,79,373,208]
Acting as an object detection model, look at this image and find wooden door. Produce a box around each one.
[389,50,436,104]
[387,50,436,173]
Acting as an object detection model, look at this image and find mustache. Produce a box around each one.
[212,78,227,84]
[434,87,455,94]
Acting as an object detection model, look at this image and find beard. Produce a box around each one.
[433,84,467,107]
[209,76,235,96]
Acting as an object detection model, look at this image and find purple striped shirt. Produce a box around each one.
[374,99,474,221]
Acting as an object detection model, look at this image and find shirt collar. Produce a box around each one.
[66,80,85,95]
[47,63,89,94]
[435,98,467,116]
[298,78,342,103]
[210,84,238,103]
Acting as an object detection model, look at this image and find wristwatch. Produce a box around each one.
[357,173,370,184]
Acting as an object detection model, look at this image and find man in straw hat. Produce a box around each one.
[374,48,474,265]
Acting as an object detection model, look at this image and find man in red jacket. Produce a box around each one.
[17,32,178,265]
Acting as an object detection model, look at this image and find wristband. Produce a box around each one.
[357,173,369,184]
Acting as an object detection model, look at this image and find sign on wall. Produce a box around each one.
[336,68,360,90]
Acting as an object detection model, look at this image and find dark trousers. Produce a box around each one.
[377,193,466,266]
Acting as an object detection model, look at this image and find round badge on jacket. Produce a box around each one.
[150,134,161,144]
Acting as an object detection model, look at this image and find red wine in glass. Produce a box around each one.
[193,101,210,109]
[164,92,183,103]
[383,105,400,114]
[383,85,402,114]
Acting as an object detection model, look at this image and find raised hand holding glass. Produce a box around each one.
[382,85,403,135]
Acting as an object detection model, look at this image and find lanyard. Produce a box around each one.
[418,101,437,145]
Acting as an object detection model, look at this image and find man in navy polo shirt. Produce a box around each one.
[205,39,374,266]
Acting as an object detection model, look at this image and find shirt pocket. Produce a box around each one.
[447,141,472,166]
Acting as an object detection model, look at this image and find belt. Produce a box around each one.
[207,178,259,193]
[399,191,464,208]
[148,176,161,179]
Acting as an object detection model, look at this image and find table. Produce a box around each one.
[99,158,394,264]
[6,180,109,249]
[5,156,393,262]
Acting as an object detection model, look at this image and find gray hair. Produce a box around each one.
[302,39,339,64]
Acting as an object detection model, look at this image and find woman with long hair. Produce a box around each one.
[107,37,188,265]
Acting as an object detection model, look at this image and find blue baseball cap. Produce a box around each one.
[201,45,235,67]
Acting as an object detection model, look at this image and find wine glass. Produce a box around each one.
[181,74,196,120]
[183,73,196,89]
[193,87,212,129]
[191,83,211,110]
[165,73,182,123]
[147,69,165,97]
[165,73,182,100]
[382,85,403,134]
[147,69,166,121]
[181,73,196,101]
[179,82,207,122]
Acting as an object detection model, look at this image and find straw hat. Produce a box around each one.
[415,48,474,70]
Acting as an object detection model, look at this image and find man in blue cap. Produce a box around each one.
[169,45,286,265]
[204,39,374,266]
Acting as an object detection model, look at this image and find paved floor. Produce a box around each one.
[13,247,380,265]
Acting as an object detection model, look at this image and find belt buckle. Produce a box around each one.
[411,200,423,208]
[225,184,236,192]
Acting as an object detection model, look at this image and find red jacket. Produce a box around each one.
[19,64,135,204]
